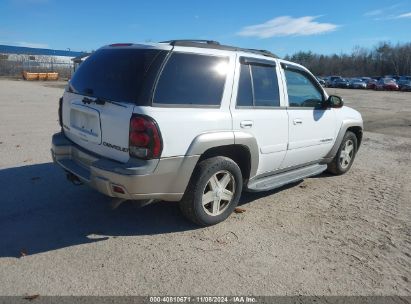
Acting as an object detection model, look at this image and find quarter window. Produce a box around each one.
[284,69,323,107]
[154,53,228,106]
[236,63,280,107]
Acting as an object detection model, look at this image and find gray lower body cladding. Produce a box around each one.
[51,132,198,201]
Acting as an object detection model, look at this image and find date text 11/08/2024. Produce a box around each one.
[149,296,257,303]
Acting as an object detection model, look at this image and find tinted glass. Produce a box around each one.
[154,53,228,106]
[251,65,280,107]
[236,64,253,107]
[284,70,323,107]
[70,48,162,104]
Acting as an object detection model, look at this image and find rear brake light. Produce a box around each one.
[129,115,162,159]
[130,117,146,131]
[130,132,150,146]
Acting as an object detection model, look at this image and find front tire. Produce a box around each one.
[327,131,358,175]
[179,156,243,226]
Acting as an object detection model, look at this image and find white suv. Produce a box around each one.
[51,40,363,226]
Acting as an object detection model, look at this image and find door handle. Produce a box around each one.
[293,119,303,125]
[240,120,254,128]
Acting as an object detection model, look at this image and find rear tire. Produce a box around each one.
[327,131,358,175]
[179,156,242,226]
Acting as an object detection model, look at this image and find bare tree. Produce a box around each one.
[285,41,411,77]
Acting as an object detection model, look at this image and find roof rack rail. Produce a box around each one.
[242,48,278,59]
[159,40,278,59]
[160,40,220,46]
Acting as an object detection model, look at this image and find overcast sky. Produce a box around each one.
[1,0,410,56]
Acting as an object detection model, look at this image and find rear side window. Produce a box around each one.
[70,48,164,104]
[251,65,280,107]
[236,63,280,107]
[154,53,228,106]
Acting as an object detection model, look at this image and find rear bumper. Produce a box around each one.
[51,132,198,201]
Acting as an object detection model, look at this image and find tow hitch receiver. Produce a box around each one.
[66,172,83,185]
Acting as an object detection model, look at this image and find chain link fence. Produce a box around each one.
[0,53,73,79]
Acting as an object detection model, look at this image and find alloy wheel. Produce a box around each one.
[339,139,354,169]
[202,170,235,216]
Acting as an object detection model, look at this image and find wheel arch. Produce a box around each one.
[347,126,363,148]
[185,131,259,184]
[198,144,252,184]
[325,120,363,160]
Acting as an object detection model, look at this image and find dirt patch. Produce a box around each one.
[326,88,411,138]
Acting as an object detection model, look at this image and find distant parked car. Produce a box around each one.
[316,76,326,87]
[349,78,367,89]
[398,76,411,89]
[325,76,342,87]
[375,78,399,91]
[385,75,400,81]
[400,81,411,91]
[366,79,378,90]
[333,78,350,88]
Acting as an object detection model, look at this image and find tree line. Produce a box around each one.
[283,41,411,77]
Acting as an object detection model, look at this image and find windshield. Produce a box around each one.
[69,48,165,104]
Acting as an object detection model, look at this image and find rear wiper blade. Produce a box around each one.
[82,96,105,105]
[82,96,126,108]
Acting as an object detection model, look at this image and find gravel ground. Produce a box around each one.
[0,80,410,296]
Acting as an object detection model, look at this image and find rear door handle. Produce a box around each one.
[293,119,303,125]
[240,120,254,128]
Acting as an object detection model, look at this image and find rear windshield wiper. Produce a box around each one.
[82,96,126,108]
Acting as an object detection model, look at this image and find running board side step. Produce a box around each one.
[246,164,327,192]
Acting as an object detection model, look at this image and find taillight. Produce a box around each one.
[58,97,63,127]
[129,115,162,159]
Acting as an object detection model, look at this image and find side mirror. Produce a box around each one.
[327,95,344,108]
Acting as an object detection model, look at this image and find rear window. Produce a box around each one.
[154,52,229,106]
[69,48,164,103]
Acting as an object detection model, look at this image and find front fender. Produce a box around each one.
[325,119,363,159]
